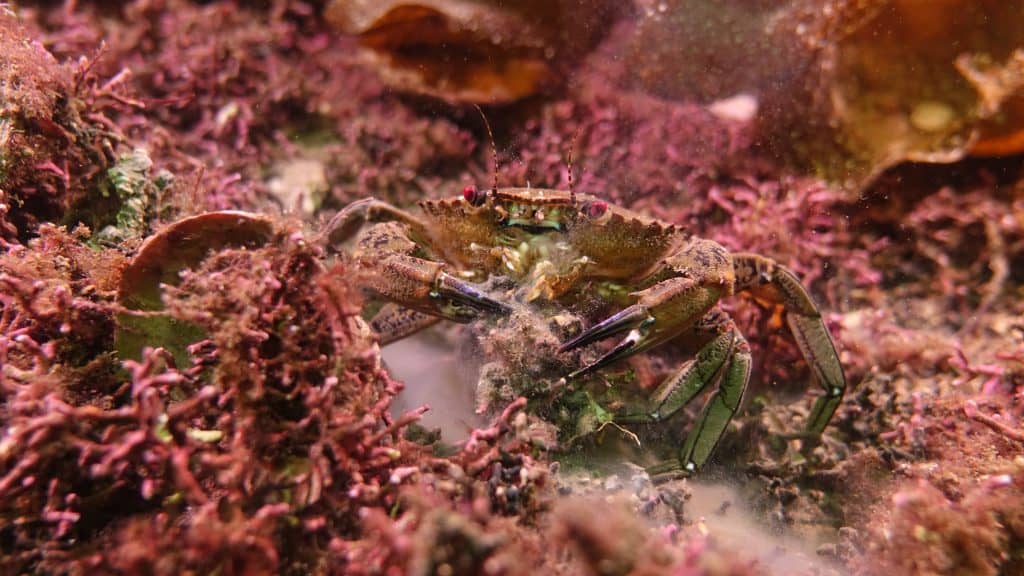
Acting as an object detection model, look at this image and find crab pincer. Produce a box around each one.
[432,272,513,320]
[559,304,653,379]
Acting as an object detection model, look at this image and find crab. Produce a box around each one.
[322,185,846,476]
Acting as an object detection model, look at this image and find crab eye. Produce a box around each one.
[584,200,608,218]
[463,185,487,206]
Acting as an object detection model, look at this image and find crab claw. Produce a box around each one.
[432,273,512,322]
[559,305,649,353]
[559,304,653,379]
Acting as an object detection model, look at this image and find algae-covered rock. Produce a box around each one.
[92,148,173,245]
[324,0,618,104]
[625,0,1024,190]
[0,7,116,238]
[784,0,1024,189]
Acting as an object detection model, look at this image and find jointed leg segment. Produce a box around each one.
[321,199,511,336]
[732,253,846,435]
[319,197,431,251]
[617,310,752,475]
[370,304,442,346]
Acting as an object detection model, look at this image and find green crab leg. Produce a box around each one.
[677,336,751,473]
[617,311,735,423]
[732,253,846,435]
[618,311,751,476]
[370,304,442,346]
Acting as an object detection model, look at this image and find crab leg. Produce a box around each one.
[732,253,846,434]
[318,197,431,250]
[617,311,751,476]
[678,334,751,473]
[370,304,442,346]
[354,221,511,323]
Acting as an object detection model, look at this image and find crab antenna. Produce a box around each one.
[567,126,581,205]
[474,104,499,194]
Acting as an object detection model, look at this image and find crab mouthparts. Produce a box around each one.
[505,218,563,231]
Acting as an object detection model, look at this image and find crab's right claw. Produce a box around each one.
[559,304,653,379]
[350,220,511,324]
[559,277,716,380]
[432,273,513,322]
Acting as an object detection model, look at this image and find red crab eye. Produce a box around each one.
[463,185,486,206]
[584,200,608,218]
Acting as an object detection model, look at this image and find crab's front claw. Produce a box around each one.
[431,273,513,322]
[560,277,720,380]
[559,304,655,379]
[350,220,512,324]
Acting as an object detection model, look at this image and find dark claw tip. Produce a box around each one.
[436,274,511,316]
[559,305,648,353]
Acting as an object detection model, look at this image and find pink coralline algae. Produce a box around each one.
[0,10,119,242]
[1,229,423,573]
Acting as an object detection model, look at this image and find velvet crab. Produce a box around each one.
[323,185,847,476]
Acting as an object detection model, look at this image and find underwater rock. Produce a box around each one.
[92,149,173,245]
[0,8,115,239]
[267,155,329,216]
[625,0,1024,190]
[959,50,1024,157]
[324,0,618,104]
[783,0,1024,189]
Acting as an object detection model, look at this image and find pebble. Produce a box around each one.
[630,472,651,494]
[815,543,838,557]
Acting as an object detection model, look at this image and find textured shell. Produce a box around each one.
[419,188,687,281]
[566,203,686,280]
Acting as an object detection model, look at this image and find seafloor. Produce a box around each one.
[1,1,1023,575]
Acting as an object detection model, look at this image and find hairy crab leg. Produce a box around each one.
[370,304,442,346]
[356,223,510,322]
[732,253,846,434]
[617,311,751,476]
[318,197,432,250]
